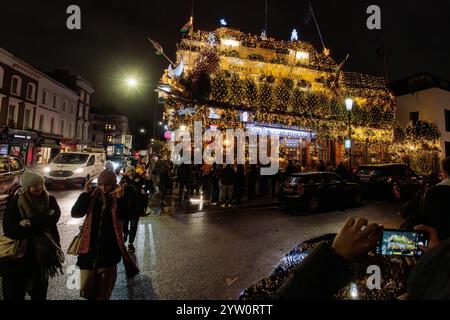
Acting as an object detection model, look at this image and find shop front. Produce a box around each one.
[60,139,78,152]
[36,133,62,165]
[7,129,39,167]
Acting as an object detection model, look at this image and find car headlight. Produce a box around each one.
[74,168,84,174]
[43,167,51,173]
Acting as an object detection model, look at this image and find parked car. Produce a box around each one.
[106,155,126,174]
[278,172,362,212]
[354,164,424,200]
[42,151,106,187]
[0,156,24,215]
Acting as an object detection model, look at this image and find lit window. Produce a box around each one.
[295,51,309,60]
[221,39,240,47]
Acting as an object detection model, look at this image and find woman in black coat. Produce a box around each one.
[1,172,63,300]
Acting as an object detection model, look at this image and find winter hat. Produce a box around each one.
[97,169,117,186]
[21,171,45,189]
[125,166,136,173]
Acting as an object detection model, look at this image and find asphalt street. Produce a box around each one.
[0,187,403,300]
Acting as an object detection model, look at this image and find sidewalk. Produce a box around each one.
[146,190,280,216]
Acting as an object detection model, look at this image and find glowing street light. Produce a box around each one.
[158,121,163,125]
[139,128,146,134]
[126,77,138,88]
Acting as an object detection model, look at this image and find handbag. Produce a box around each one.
[0,235,28,261]
[67,226,83,255]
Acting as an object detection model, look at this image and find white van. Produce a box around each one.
[42,151,106,186]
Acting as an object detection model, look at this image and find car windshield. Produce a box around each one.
[107,156,124,163]
[287,175,316,184]
[52,153,89,164]
[357,167,384,175]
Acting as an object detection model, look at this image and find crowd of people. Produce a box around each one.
[0,154,449,300]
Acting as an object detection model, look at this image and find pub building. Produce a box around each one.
[159,28,395,170]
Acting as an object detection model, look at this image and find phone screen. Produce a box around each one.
[376,230,428,257]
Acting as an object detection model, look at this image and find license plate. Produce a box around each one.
[53,177,66,181]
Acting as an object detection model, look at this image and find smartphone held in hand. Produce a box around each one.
[376,229,429,257]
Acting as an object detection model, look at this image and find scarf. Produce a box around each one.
[18,189,64,278]
[78,188,139,278]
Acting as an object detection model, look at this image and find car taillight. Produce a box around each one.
[296,184,304,194]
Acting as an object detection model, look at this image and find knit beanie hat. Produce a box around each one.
[125,166,136,173]
[21,171,45,189]
[97,169,117,186]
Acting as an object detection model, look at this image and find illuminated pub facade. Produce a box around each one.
[160,28,396,169]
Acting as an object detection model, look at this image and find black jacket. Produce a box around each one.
[71,191,127,269]
[421,185,450,241]
[220,166,236,186]
[274,242,353,300]
[120,174,146,218]
[1,195,61,276]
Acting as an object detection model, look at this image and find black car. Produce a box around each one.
[278,172,362,212]
[354,164,424,200]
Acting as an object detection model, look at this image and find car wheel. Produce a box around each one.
[392,184,402,200]
[308,196,320,212]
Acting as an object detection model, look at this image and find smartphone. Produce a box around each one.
[376,229,429,257]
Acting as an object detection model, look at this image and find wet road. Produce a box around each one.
[1,187,403,300]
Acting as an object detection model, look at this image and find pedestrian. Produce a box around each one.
[317,160,326,172]
[158,161,172,208]
[219,164,235,207]
[247,164,258,200]
[71,169,139,300]
[286,160,297,175]
[1,171,64,300]
[271,169,280,197]
[335,161,348,180]
[177,163,191,205]
[210,163,220,204]
[420,157,450,241]
[120,166,146,253]
[234,164,246,204]
[327,161,335,172]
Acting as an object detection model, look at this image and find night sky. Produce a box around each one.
[1,0,449,147]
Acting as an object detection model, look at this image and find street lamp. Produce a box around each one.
[126,77,138,89]
[158,121,163,126]
[139,128,146,134]
[345,98,354,171]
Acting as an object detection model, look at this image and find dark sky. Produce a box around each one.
[1,0,449,144]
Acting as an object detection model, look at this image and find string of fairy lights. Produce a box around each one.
[160,27,442,172]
